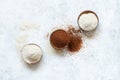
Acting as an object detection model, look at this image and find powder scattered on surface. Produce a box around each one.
[67,27,82,52]
[16,34,28,51]
[68,35,82,52]
[20,23,39,31]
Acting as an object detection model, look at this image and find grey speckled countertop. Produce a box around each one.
[0,0,120,80]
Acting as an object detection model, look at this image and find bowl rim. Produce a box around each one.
[77,10,99,31]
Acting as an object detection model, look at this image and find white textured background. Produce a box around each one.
[0,0,120,80]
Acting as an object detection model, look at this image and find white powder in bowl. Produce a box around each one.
[78,13,98,31]
[21,44,42,64]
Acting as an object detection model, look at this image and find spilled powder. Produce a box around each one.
[16,23,40,51]
[20,23,39,31]
[16,34,28,51]
[67,26,82,52]
[68,35,82,52]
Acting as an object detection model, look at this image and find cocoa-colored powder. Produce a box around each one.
[50,26,82,52]
[68,35,82,52]
[50,30,70,49]
[67,27,82,52]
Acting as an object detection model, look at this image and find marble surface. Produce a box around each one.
[0,0,120,80]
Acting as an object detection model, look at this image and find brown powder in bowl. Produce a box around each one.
[50,29,70,49]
